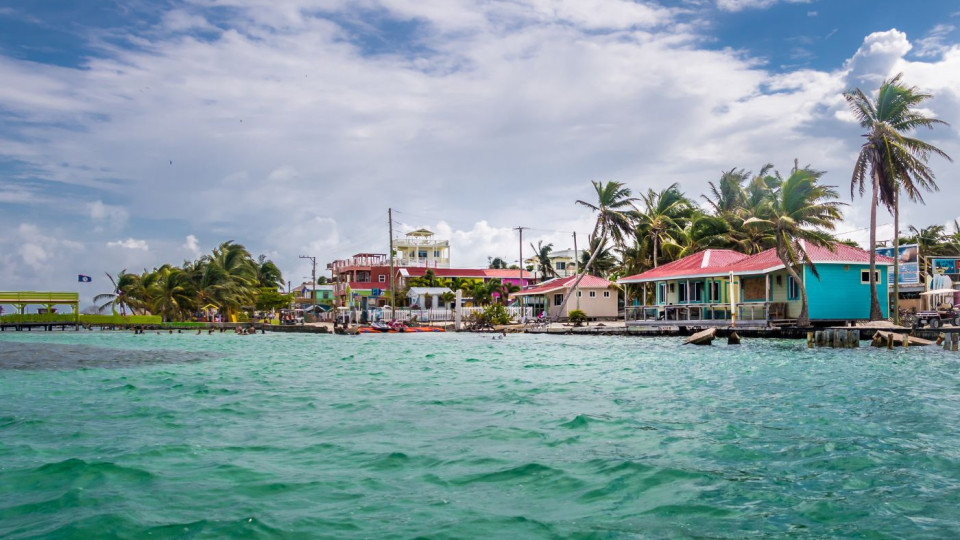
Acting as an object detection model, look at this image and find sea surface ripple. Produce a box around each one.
[2,330,960,538]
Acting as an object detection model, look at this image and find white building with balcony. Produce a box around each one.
[394,229,450,268]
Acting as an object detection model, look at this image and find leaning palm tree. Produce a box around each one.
[554,180,638,320]
[94,270,137,315]
[745,165,844,327]
[845,73,952,321]
[530,241,557,279]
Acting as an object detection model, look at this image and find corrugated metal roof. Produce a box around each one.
[619,242,894,283]
[514,274,613,296]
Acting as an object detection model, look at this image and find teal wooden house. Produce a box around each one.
[618,242,892,326]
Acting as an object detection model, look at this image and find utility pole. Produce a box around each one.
[514,226,527,291]
[389,208,396,321]
[573,231,580,310]
[299,255,317,314]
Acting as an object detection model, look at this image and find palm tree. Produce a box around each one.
[578,237,617,277]
[254,254,284,289]
[488,257,509,269]
[636,183,693,268]
[744,165,844,327]
[554,180,638,320]
[149,265,196,321]
[94,270,138,315]
[845,73,952,321]
[530,241,557,280]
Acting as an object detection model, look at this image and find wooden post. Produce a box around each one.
[944,334,951,351]
[953,333,959,352]
[807,331,814,348]
[903,331,908,349]
[887,332,894,349]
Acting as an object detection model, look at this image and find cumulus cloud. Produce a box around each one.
[182,234,201,255]
[107,238,150,250]
[843,29,912,87]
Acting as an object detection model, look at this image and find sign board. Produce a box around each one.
[875,244,919,285]
[931,258,960,275]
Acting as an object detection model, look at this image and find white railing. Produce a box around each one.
[392,257,450,268]
[625,302,785,324]
[367,306,533,323]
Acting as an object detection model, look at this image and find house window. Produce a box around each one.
[860,270,881,284]
[589,291,596,298]
[577,291,582,297]
[787,276,800,300]
[418,250,428,259]
[657,283,666,304]
[678,282,688,303]
[434,250,440,257]
[692,282,704,302]
[554,293,563,305]
[707,281,721,302]
[378,275,386,283]
[603,291,611,298]
[556,261,566,270]
[768,275,774,301]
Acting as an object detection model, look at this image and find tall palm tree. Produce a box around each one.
[94,270,138,315]
[554,180,638,320]
[530,241,557,280]
[254,254,284,289]
[745,166,844,327]
[845,73,952,321]
[636,183,693,268]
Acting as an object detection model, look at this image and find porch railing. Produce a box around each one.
[625,302,777,324]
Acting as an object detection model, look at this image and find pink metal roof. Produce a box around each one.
[619,243,894,283]
[619,249,749,282]
[514,274,613,296]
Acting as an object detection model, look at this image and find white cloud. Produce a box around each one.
[182,234,201,255]
[716,0,813,13]
[107,238,150,250]
[88,200,129,230]
[915,24,956,58]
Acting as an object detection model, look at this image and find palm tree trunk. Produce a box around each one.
[554,224,606,321]
[869,172,883,321]
[653,236,659,268]
[892,190,900,324]
[782,260,809,327]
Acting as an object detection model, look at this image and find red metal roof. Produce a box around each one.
[514,274,613,296]
[619,249,749,282]
[400,267,490,278]
[619,243,894,283]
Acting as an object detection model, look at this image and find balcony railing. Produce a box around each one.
[625,302,786,326]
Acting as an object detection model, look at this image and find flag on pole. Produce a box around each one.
[78,274,92,283]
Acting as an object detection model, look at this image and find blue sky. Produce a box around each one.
[0,0,958,305]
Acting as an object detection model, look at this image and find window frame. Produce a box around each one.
[860,270,881,284]
[787,276,800,301]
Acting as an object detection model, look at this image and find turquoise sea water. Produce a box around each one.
[2,331,960,539]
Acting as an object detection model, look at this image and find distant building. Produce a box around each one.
[526,248,579,278]
[513,275,618,320]
[394,229,450,268]
[618,242,893,326]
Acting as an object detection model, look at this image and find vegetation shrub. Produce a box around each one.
[482,303,513,325]
[568,309,588,326]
